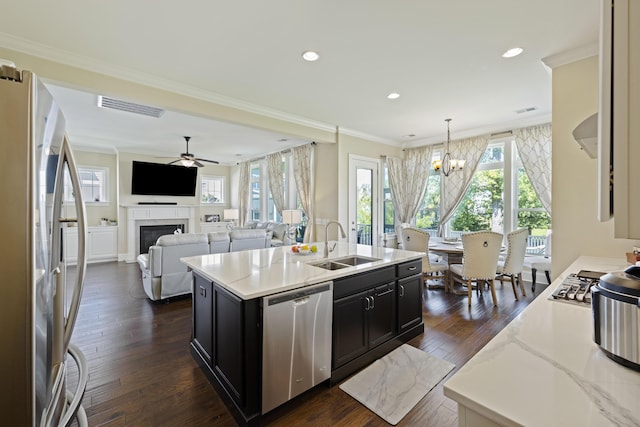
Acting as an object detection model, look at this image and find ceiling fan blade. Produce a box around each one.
[195,157,220,164]
[167,159,181,165]
[193,160,205,167]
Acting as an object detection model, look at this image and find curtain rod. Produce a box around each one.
[240,141,316,165]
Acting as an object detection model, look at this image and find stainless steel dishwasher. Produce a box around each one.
[262,281,333,414]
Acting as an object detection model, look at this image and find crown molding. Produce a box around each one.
[0,32,337,134]
[541,42,598,69]
[402,112,552,148]
[336,127,400,146]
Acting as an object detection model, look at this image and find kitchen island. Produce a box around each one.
[444,256,640,427]
[181,242,425,426]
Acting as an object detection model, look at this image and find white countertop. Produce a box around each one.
[181,242,423,300]
[443,256,640,427]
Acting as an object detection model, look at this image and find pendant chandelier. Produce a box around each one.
[432,118,465,176]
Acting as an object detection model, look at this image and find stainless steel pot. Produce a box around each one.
[592,265,640,371]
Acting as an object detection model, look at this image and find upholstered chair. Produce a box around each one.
[524,231,552,292]
[399,227,448,288]
[449,231,503,307]
[496,228,529,300]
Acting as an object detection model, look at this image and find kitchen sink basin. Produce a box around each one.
[331,256,380,266]
[308,261,351,271]
[308,256,380,270]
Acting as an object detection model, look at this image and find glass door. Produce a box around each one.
[348,156,379,245]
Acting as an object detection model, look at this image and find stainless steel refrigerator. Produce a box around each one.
[0,64,89,426]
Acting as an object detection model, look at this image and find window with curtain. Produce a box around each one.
[415,149,441,233]
[406,139,550,251]
[250,163,261,221]
[382,165,395,233]
[251,153,299,222]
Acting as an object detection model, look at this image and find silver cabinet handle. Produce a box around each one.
[408,266,417,271]
[364,296,371,310]
[370,295,375,310]
[400,285,405,297]
[376,289,395,297]
[199,285,207,298]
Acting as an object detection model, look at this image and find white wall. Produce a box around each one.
[552,56,639,274]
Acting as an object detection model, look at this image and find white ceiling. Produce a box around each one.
[0,0,600,165]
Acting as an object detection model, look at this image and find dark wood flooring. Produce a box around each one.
[66,262,544,426]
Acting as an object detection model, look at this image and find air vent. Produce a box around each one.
[515,106,538,114]
[97,96,164,118]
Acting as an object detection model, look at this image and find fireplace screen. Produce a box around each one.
[139,224,185,254]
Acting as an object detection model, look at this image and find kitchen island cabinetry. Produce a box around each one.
[183,242,424,426]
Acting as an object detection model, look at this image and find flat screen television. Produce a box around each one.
[131,161,197,196]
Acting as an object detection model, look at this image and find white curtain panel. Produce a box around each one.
[514,123,552,215]
[292,144,316,242]
[439,135,490,236]
[237,161,251,227]
[266,152,286,216]
[387,145,433,232]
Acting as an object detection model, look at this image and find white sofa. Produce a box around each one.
[137,229,272,301]
[244,221,295,246]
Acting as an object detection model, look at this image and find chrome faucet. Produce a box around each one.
[324,220,346,257]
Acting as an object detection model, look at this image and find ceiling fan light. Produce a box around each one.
[180,159,195,167]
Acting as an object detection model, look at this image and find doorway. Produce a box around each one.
[348,156,379,246]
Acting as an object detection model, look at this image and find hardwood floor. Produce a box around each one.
[66,262,544,426]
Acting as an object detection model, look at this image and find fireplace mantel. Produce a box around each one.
[123,204,196,262]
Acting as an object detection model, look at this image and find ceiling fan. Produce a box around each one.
[168,136,219,167]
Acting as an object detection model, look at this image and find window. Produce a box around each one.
[515,155,551,252]
[382,166,395,233]
[450,143,505,236]
[200,175,225,204]
[415,149,442,234]
[64,166,109,204]
[250,153,299,222]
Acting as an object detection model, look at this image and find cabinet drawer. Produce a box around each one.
[396,259,422,279]
[333,266,395,300]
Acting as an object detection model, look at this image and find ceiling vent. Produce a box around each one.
[515,106,538,114]
[97,96,164,118]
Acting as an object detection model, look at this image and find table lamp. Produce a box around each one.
[282,209,302,242]
[223,208,239,227]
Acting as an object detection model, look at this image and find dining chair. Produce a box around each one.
[524,231,552,292]
[449,231,503,307]
[496,228,529,300]
[399,227,448,288]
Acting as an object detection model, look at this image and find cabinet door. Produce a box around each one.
[397,275,423,333]
[213,284,244,402]
[89,227,117,261]
[193,274,213,365]
[332,290,368,368]
[368,282,396,348]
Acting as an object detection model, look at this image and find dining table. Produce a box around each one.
[428,237,464,292]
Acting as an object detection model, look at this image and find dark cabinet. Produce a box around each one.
[397,274,422,333]
[191,273,261,425]
[332,279,396,369]
[193,273,213,365]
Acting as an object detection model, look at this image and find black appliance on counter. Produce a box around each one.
[592,266,640,371]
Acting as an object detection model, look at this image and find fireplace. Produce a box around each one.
[124,205,196,262]
[139,224,185,254]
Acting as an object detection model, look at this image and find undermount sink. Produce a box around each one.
[332,256,380,266]
[308,261,351,271]
[308,256,380,271]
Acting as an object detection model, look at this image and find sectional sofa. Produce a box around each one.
[137,229,272,301]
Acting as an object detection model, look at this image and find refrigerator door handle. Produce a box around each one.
[51,136,88,352]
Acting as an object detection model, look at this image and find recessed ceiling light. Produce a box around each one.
[502,47,523,58]
[302,51,319,61]
[387,92,400,100]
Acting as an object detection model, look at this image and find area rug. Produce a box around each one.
[339,344,455,425]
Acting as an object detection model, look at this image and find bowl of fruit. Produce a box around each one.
[291,244,317,255]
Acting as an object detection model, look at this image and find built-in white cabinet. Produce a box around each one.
[64,225,118,265]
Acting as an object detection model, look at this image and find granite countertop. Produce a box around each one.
[181,242,423,300]
[443,256,640,427]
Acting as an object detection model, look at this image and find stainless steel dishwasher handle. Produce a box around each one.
[293,296,310,306]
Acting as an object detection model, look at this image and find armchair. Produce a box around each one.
[137,233,210,301]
